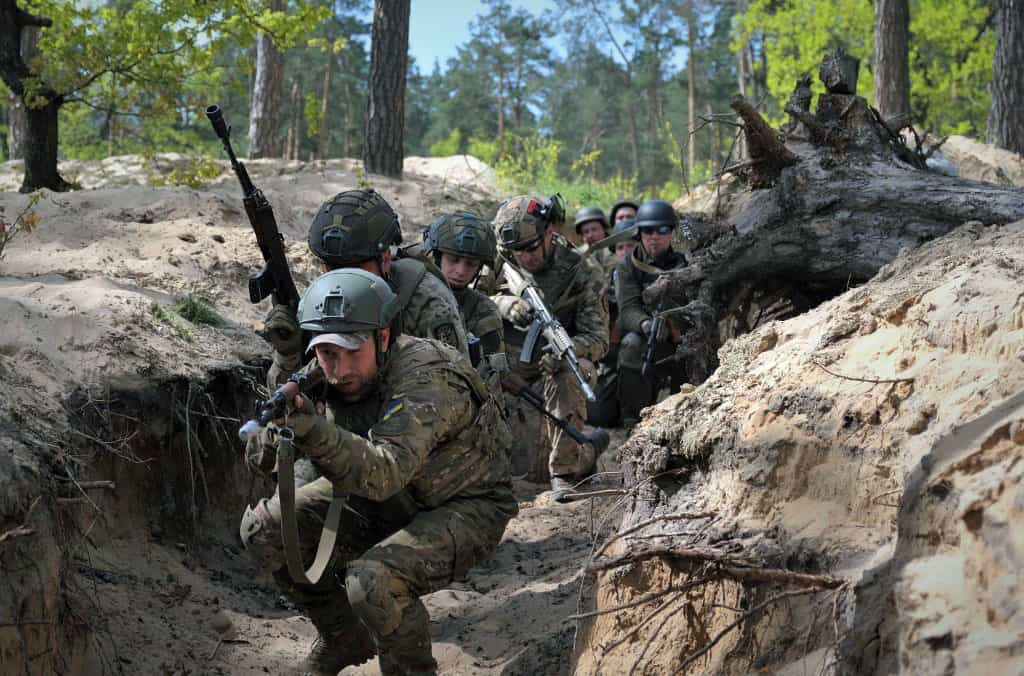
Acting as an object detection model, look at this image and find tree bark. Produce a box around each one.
[318,54,332,159]
[873,0,911,126]
[987,0,1024,154]
[6,23,35,160]
[0,0,68,192]
[686,2,697,181]
[288,78,301,160]
[363,0,410,178]
[248,0,285,159]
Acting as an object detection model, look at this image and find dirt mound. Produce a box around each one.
[938,136,1024,187]
[573,220,1024,673]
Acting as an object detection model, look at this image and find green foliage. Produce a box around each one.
[736,0,994,134]
[148,157,224,189]
[0,194,43,262]
[150,302,192,341]
[174,294,224,327]
[429,128,462,157]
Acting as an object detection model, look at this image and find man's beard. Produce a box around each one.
[328,373,377,402]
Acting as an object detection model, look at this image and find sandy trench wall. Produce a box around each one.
[574,220,1024,674]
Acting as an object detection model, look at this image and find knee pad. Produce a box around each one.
[618,332,645,370]
[239,500,281,571]
[345,559,403,637]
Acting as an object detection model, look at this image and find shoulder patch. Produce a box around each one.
[382,399,405,422]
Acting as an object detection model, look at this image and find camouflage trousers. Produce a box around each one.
[617,331,686,423]
[241,470,517,675]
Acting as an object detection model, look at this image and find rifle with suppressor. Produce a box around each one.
[206,104,299,308]
[500,259,596,402]
[501,372,609,451]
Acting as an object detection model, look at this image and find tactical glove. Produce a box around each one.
[284,411,336,458]
[262,304,302,356]
[539,352,561,376]
[495,296,534,327]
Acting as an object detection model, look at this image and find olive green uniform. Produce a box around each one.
[495,236,609,478]
[616,245,689,423]
[243,336,516,675]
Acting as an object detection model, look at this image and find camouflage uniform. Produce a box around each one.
[493,198,608,480]
[244,336,516,675]
[616,245,689,423]
[453,286,506,382]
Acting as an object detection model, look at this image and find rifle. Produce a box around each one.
[500,258,597,402]
[642,300,665,379]
[501,372,609,452]
[237,366,346,586]
[206,105,299,308]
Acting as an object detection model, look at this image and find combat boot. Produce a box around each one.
[298,630,375,675]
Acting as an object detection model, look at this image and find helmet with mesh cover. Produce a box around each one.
[308,189,402,267]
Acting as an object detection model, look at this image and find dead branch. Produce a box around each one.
[594,511,718,560]
[812,360,915,385]
[675,586,842,672]
[561,489,629,502]
[0,525,36,544]
[731,95,799,187]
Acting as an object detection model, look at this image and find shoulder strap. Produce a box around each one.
[391,258,429,312]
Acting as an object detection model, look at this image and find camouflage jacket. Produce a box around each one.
[495,235,609,364]
[616,246,688,334]
[454,286,506,367]
[391,258,469,357]
[304,336,513,508]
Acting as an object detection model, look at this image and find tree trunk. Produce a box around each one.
[987,0,1024,154]
[7,23,36,160]
[0,1,68,192]
[318,54,333,159]
[248,0,285,159]
[687,3,697,182]
[874,0,911,126]
[288,79,301,160]
[363,0,410,178]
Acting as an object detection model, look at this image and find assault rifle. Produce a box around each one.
[500,259,596,402]
[501,372,609,452]
[642,300,665,379]
[206,104,299,308]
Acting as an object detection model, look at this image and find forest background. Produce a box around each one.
[0,0,1005,207]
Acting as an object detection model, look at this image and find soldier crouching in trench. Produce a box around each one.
[240,268,517,675]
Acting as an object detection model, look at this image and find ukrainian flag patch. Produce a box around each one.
[381,399,404,422]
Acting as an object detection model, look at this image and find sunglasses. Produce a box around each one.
[639,225,674,235]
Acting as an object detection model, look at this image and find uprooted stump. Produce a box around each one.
[572,51,1024,675]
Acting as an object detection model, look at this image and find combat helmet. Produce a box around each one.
[493,194,565,251]
[423,211,497,265]
[609,198,640,224]
[308,189,402,268]
[573,206,609,235]
[298,268,401,365]
[611,217,639,240]
[634,199,678,230]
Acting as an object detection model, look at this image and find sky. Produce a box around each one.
[406,0,561,70]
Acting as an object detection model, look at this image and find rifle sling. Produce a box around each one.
[277,433,343,585]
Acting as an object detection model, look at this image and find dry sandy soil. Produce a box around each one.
[0,154,623,675]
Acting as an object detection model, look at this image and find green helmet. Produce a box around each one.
[423,211,497,264]
[574,206,609,234]
[297,268,400,334]
[493,194,564,251]
[308,189,402,267]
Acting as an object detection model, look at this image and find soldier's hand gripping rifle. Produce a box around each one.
[206,104,299,308]
[501,372,609,452]
[237,366,349,587]
[642,300,666,379]
[500,259,596,402]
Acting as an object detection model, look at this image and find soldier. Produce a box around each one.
[573,206,616,278]
[587,217,639,427]
[616,199,689,429]
[491,194,609,500]
[263,188,468,387]
[608,198,639,226]
[241,268,516,675]
[422,211,508,385]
